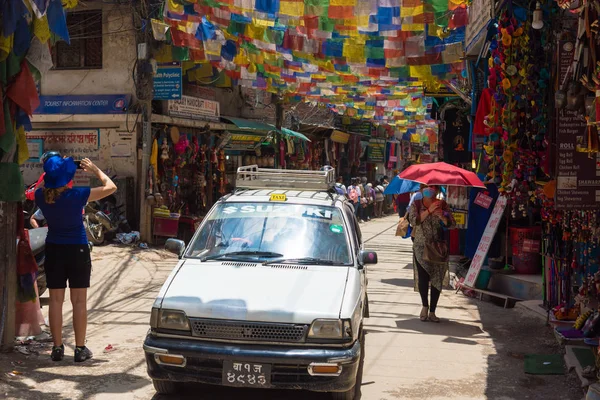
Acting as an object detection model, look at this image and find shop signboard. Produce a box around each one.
[330,130,350,144]
[23,129,101,185]
[367,139,385,162]
[168,95,220,122]
[465,0,492,56]
[227,134,264,150]
[334,116,373,136]
[153,63,182,100]
[555,41,600,210]
[464,196,508,288]
[34,95,130,114]
[452,211,467,227]
[474,192,493,209]
[26,139,43,162]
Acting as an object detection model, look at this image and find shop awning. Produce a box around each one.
[222,117,274,132]
[280,127,311,142]
[221,117,310,142]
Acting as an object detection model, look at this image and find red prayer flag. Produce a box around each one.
[7,62,40,116]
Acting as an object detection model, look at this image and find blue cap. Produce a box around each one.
[43,156,77,189]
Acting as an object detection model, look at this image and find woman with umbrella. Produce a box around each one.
[401,162,484,322]
[408,186,455,322]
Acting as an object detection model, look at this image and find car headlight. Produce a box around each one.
[308,319,352,341]
[158,309,190,332]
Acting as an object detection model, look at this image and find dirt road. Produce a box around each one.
[0,217,582,399]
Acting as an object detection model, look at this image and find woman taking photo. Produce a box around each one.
[35,155,116,362]
[407,186,455,322]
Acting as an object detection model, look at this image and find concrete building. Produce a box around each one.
[27,1,138,188]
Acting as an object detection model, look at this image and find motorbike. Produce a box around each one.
[84,195,131,245]
[28,227,48,297]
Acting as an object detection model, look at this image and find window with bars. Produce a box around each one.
[52,10,103,70]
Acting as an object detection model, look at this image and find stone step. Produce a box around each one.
[565,345,597,389]
[487,272,543,301]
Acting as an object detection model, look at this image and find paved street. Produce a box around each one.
[0,216,582,399]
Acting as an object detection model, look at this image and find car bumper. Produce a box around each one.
[143,333,361,392]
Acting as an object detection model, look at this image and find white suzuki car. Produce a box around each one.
[144,166,377,400]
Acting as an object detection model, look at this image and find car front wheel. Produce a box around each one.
[332,388,356,400]
[331,329,365,400]
[152,379,181,395]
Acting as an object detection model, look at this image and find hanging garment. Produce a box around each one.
[473,88,494,136]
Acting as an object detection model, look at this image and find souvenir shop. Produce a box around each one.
[461,0,600,329]
[451,0,553,301]
[149,123,229,243]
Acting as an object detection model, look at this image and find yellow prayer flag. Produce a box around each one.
[154,45,174,63]
[356,15,370,28]
[33,16,50,43]
[168,0,184,13]
[16,126,29,165]
[401,5,424,16]
[253,17,275,28]
[280,0,305,16]
[342,42,365,63]
[245,24,265,39]
[330,0,356,6]
[62,0,78,8]
[402,23,426,31]
[0,34,13,61]
[409,65,433,79]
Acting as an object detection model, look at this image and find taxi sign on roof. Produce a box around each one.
[270,193,287,202]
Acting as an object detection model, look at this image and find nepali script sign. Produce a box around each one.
[463,196,508,288]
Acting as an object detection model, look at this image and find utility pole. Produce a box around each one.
[0,202,17,351]
[134,0,155,243]
[272,94,284,169]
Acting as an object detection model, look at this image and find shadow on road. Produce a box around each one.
[394,317,485,338]
[470,298,583,400]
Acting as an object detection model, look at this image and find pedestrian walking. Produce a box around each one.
[335,176,347,194]
[395,192,410,217]
[36,155,117,362]
[348,178,361,218]
[381,176,391,215]
[375,182,385,217]
[407,186,455,323]
[366,183,376,221]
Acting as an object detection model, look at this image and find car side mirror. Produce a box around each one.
[165,239,185,258]
[360,250,378,265]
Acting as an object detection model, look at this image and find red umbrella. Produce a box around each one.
[399,162,485,188]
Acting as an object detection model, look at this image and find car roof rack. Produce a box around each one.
[236,165,336,191]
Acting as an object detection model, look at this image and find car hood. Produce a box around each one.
[160,260,350,324]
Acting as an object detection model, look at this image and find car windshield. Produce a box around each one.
[186,202,352,265]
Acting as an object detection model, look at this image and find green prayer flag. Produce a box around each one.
[172,46,190,61]
[365,46,384,59]
[0,102,15,153]
[0,163,24,202]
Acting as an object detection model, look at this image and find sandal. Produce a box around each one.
[428,312,440,323]
[420,306,429,321]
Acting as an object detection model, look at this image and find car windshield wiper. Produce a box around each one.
[200,251,283,262]
[264,257,345,266]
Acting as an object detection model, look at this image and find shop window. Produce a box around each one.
[52,10,103,70]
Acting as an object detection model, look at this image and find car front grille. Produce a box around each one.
[189,318,309,343]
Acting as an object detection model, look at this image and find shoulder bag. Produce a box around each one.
[395,211,410,237]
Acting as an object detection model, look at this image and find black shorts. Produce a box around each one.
[45,243,92,289]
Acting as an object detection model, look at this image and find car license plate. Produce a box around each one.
[222,361,271,388]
